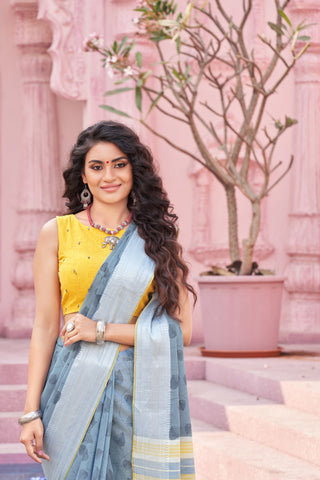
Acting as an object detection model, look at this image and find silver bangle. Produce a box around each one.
[18,410,42,425]
[96,320,105,345]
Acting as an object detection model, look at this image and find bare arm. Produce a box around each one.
[20,218,61,463]
[62,283,193,348]
[175,284,193,346]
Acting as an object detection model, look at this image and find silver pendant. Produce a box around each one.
[102,235,119,250]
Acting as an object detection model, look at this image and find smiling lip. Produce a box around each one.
[101,184,121,192]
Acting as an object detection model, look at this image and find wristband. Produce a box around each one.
[18,410,42,425]
[96,320,105,345]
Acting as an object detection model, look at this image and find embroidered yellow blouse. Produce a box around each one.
[57,215,154,317]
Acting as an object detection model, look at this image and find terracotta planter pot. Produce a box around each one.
[197,275,285,358]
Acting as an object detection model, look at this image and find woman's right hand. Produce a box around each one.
[20,418,50,464]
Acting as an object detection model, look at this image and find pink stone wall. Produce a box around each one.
[0,0,319,342]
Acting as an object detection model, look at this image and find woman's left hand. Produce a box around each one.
[61,314,96,346]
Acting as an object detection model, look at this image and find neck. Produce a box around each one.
[89,202,131,229]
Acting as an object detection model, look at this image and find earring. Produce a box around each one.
[80,184,92,209]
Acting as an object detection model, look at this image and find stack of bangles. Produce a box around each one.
[96,320,106,345]
[18,410,42,425]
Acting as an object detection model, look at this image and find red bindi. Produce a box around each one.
[106,161,110,165]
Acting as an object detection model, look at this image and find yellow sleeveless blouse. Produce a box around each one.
[57,215,154,316]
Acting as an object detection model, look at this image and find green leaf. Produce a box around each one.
[119,35,129,51]
[135,51,143,68]
[158,19,179,27]
[172,68,181,80]
[114,76,133,85]
[99,105,132,118]
[268,22,284,35]
[135,86,142,112]
[278,9,292,28]
[148,91,164,115]
[141,70,152,80]
[176,35,181,53]
[298,35,311,42]
[104,87,134,96]
[285,116,298,127]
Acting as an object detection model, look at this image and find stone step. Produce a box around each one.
[0,340,29,386]
[192,418,320,480]
[188,380,320,467]
[0,461,44,480]
[0,365,27,386]
[0,412,21,444]
[204,351,320,417]
[0,385,26,412]
[0,443,33,465]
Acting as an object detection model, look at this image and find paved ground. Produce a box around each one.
[0,463,44,480]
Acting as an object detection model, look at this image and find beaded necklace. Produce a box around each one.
[86,204,132,249]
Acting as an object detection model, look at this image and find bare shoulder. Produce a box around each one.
[37,218,58,251]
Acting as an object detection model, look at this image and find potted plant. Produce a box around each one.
[83,0,310,356]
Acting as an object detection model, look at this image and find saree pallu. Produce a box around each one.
[40,223,195,480]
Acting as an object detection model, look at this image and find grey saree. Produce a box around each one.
[40,222,195,479]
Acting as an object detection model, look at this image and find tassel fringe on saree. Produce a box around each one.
[40,223,195,479]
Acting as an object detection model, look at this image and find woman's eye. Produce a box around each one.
[114,161,128,168]
[91,165,103,170]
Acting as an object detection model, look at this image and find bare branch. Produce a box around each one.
[139,119,206,166]
[258,35,290,70]
[155,43,188,115]
[265,155,294,195]
[194,106,224,146]
[267,60,296,96]
[240,0,252,30]
[143,89,189,124]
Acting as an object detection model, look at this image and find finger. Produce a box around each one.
[38,450,50,461]
[64,331,79,347]
[34,430,44,457]
[68,327,79,338]
[61,323,75,340]
[25,440,42,464]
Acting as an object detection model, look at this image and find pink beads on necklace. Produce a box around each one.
[86,204,132,235]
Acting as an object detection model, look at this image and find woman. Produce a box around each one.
[19,120,196,479]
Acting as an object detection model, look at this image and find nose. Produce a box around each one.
[102,164,116,182]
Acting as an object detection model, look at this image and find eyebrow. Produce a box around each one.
[88,156,128,164]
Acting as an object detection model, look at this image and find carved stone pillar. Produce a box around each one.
[38,0,154,131]
[38,0,104,124]
[283,0,320,342]
[7,1,61,338]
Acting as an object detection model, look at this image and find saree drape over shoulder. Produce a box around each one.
[40,223,195,480]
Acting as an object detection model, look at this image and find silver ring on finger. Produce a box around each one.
[66,320,75,333]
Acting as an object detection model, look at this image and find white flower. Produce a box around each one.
[124,66,134,76]
[111,55,118,63]
[132,17,139,25]
[107,69,115,78]
[82,33,104,51]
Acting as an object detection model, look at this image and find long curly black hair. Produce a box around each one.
[63,120,196,317]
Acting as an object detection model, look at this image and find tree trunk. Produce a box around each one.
[226,186,240,263]
[240,200,261,274]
